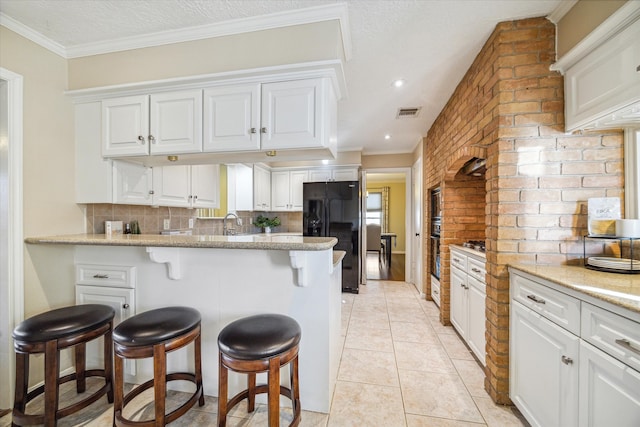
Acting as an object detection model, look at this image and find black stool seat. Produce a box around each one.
[113,306,200,346]
[13,304,115,343]
[217,314,302,427]
[218,314,301,360]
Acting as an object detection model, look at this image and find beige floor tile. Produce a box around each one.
[473,397,529,427]
[394,341,456,374]
[338,348,399,386]
[352,295,388,313]
[348,309,390,330]
[345,324,394,352]
[399,369,484,424]
[428,315,457,335]
[419,300,442,317]
[388,306,429,323]
[406,414,486,426]
[452,359,490,398]
[390,321,440,344]
[438,332,476,361]
[328,381,406,427]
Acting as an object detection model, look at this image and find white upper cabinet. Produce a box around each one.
[253,164,271,211]
[307,167,359,182]
[113,160,154,205]
[102,90,203,157]
[271,170,308,212]
[203,84,260,152]
[152,164,219,208]
[190,164,220,208]
[204,78,335,154]
[261,79,325,150]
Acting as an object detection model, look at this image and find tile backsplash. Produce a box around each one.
[84,204,303,235]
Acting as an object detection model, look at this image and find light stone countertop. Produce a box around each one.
[510,264,640,315]
[333,250,346,267]
[25,233,338,251]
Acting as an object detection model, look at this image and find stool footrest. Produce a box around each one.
[115,373,204,427]
[225,384,297,415]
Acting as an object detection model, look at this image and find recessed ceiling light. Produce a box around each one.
[322,159,329,165]
[384,134,391,140]
[393,79,405,88]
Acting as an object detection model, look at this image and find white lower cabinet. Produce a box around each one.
[75,264,136,376]
[449,246,486,365]
[510,268,640,427]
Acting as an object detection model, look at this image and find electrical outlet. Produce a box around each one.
[188,218,194,229]
[237,218,243,226]
[163,219,170,230]
[249,217,253,225]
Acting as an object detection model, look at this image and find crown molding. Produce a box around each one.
[551,1,640,73]
[546,0,578,24]
[0,13,67,58]
[1,3,351,60]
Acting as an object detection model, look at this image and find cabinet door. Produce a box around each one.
[102,95,149,157]
[510,301,580,427]
[152,165,191,207]
[191,164,220,208]
[149,90,203,154]
[333,168,358,181]
[271,171,291,211]
[289,170,308,211]
[253,165,271,210]
[450,267,468,338]
[308,169,332,182]
[579,341,640,427]
[203,84,260,152]
[261,79,323,150]
[467,276,486,366]
[113,160,153,205]
[76,285,135,375]
[76,102,113,203]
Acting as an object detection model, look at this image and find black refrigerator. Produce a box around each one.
[303,181,361,293]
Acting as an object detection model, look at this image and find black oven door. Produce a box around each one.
[430,235,440,280]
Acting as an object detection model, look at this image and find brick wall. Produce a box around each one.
[423,17,624,404]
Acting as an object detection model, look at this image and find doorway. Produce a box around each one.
[0,68,24,410]
[364,169,410,281]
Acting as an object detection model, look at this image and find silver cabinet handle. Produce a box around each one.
[122,303,130,309]
[93,274,109,279]
[137,135,145,144]
[615,338,640,355]
[453,258,461,263]
[149,135,156,143]
[261,127,267,133]
[561,355,573,365]
[433,289,439,295]
[250,128,257,134]
[527,294,546,304]
[471,268,481,273]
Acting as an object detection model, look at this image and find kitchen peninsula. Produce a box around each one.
[25,233,343,413]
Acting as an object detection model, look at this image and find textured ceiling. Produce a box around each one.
[0,0,564,156]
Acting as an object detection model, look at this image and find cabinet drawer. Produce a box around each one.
[431,276,441,307]
[511,273,580,335]
[582,302,640,372]
[450,249,467,272]
[468,257,486,283]
[76,264,136,288]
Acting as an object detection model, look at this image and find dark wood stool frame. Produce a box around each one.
[218,342,301,427]
[12,319,114,427]
[113,323,205,427]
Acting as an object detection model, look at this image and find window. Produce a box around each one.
[366,187,390,232]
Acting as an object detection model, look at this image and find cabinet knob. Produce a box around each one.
[122,303,130,309]
[261,127,267,133]
[561,355,573,365]
[149,190,155,195]
[149,135,156,143]
[416,233,420,237]
[250,128,257,134]
[137,135,145,144]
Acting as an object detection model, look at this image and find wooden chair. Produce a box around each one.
[366,223,384,263]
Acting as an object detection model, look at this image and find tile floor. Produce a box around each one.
[1,280,529,426]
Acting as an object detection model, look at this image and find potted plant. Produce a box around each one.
[254,215,281,233]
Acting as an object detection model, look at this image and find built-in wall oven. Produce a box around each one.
[430,188,442,306]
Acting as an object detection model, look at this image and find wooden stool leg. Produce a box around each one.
[290,355,300,414]
[113,353,124,427]
[267,358,280,427]
[103,325,114,403]
[153,343,167,427]
[247,373,256,412]
[217,352,228,427]
[12,352,29,423]
[75,343,86,393]
[43,340,59,427]
[195,332,204,406]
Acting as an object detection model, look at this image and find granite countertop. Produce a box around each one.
[25,233,338,251]
[510,264,640,315]
[333,250,346,267]
[450,244,487,259]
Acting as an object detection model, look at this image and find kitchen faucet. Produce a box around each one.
[223,212,240,236]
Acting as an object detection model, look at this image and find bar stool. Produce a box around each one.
[12,304,115,427]
[217,314,301,427]
[112,306,204,427]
